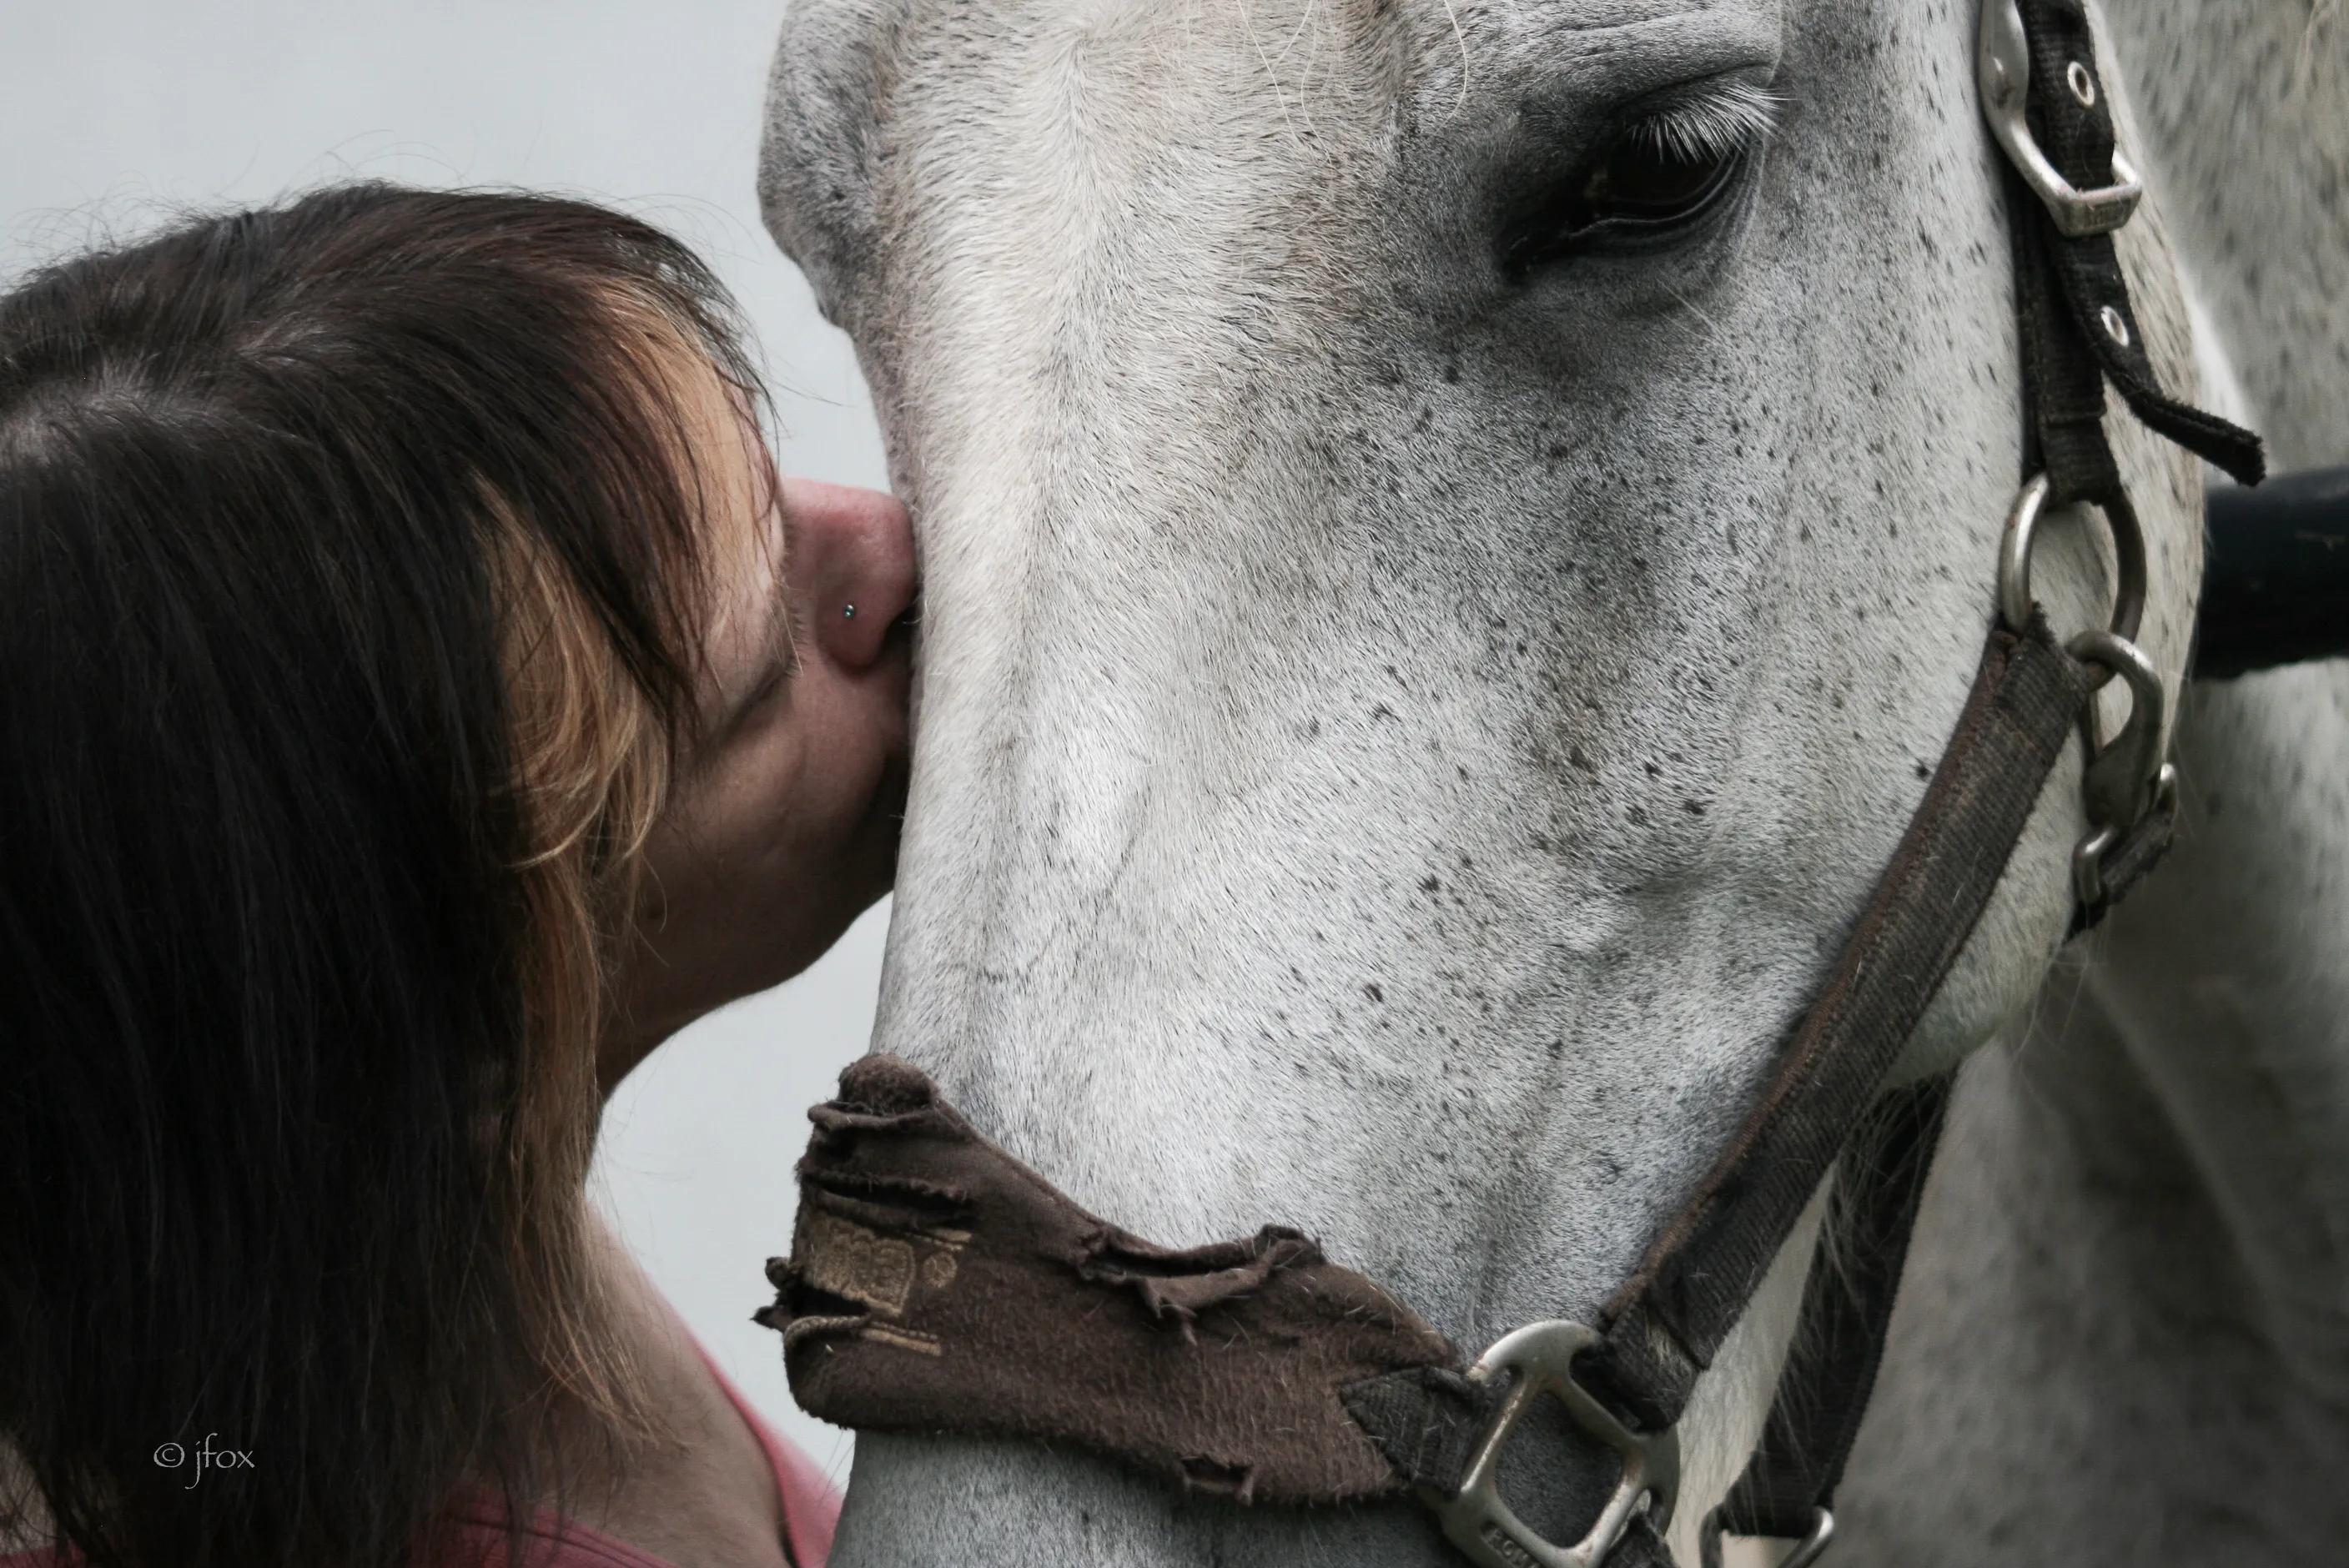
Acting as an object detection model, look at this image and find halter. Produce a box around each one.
[757,3,2286,1565]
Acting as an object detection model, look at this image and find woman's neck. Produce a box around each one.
[528,1215,792,1568]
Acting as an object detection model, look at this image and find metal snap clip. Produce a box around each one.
[1426,1321,1680,1568]
[2066,629,2175,907]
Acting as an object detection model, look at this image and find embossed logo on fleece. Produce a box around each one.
[795,1209,964,1355]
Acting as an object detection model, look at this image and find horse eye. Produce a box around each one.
[1500,129,1746,277]
[1580,138,1735,220]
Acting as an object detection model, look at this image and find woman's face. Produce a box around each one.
[602,362,914,1088]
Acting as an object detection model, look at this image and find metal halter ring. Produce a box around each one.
[1698,1505,1834,1568]
[1977,0,2143,236]
[1997,472,2147,655]
[1428,1320,1682,1568]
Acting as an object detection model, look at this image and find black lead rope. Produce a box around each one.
[1703,1078,1953,1564]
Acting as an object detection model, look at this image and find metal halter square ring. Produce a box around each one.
[1426,1320,1682,1568]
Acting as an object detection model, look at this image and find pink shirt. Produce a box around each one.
[1,1343,840,1568]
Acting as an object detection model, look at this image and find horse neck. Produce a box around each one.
[2099,0,2349,1423]
[2099,0,2349,473]
[1837,662,2349,1563]
[2096,0,2349,1396]
[1840,11,2349,1555]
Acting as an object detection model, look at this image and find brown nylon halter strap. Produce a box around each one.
[1339,613,2097,1486]
[754,613,2098,1515]
[1590,618,2096,1420]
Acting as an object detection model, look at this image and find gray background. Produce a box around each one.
[0,0,885,1485]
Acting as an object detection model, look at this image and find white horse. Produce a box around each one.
[1839,4,2349,1560]
[757,0,2338,1561]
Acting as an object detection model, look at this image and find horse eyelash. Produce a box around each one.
[1622,80,1782,163]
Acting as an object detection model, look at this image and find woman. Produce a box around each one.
[0,183,912,1567]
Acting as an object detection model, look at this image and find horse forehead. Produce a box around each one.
[774,0,1798,194]
[868,0,1777,66]
[768,0,1831,375]
[787,0,1748,62]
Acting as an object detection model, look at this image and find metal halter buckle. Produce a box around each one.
[1426,1321,1681,1568]
[1977,0,2142,237]
[1697,1505,1834,1568]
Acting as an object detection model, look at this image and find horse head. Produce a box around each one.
[760,2,2204,1560]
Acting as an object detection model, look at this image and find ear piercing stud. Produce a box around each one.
[843,603,857,620]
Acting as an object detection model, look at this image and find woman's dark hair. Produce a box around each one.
[0,183,768,1567]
